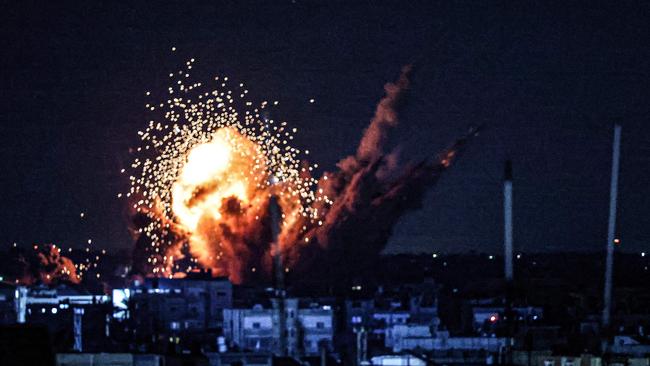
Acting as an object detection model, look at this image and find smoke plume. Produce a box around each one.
[6,244,80,285]
[131,65,478,285]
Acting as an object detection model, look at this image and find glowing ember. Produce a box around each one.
[171,128,255,232]
[128,58,321,283]
[128,60,476,285]
[6,244,81,285]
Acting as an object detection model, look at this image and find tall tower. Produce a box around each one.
[269,195,287,356]
[269,196,284,294]
[504,160,514,282]
[602,125,622,328]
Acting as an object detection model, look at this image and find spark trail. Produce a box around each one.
[128,60,477,285]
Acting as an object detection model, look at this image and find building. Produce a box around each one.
[610,336,650,357]
[472,305,543,333]
[223,298,334,357]
[385,323,508,353]
[511,351,605,366]
[126,273,233,348]
[206,352,273,366]
[5,284,112,352]
[134,274,232,329]
[345,281,440,342]
[56,353,163,366]
[0,281,17,325]
[370,355,427,366]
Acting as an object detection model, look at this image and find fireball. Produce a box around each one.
[127,59,322,282]
[127,60,469,285]
[171,127,258,232]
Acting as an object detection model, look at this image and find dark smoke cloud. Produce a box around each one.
[131,66,479,286]
[284,66,479,287]
[351,65,412,165]
[4,244,80,285]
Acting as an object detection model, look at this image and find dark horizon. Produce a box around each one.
[1,1,649,255]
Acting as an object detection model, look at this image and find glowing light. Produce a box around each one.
[129,58,320,282]
[126,60,455,285]
[170,128,252,231]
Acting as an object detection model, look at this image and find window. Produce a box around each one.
[351,316,362,324]
[316,322,325,329]
[252,322,261,329]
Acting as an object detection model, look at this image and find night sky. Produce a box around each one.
[1,1,648,255]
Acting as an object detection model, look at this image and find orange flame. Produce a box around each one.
[164,127,305,282]
[130,63,473,285]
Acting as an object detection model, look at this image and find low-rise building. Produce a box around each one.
[344,281,440,340]
[385,323,508,354]
[223,298,334,357]
[126,273,233,349]
[610,336,650,357]
[0,281,17,324]
[10,284,111,352]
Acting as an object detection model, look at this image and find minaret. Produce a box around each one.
[504,160,514,282]
[602,125,622,328]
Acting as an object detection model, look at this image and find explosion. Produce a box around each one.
[6,244,80,285]
[129,59,477,285]
[129,58,322,283]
